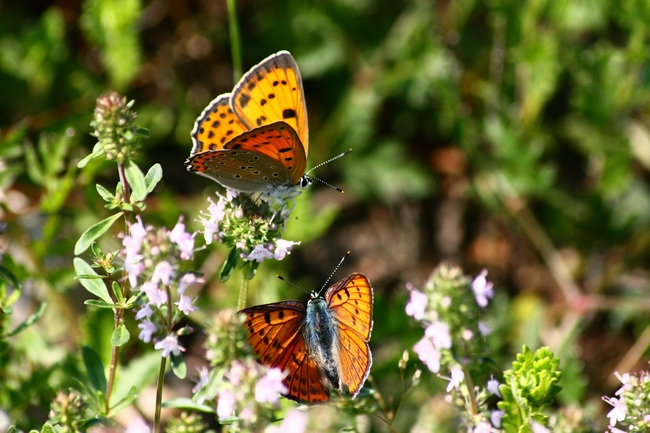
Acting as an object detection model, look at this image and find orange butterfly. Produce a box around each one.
[239,273,373,402]
[185,51,312,203]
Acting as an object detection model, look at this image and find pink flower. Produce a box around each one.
[247,244,273,263]
[255,368,287,404]
[124,254,144,288]
[478,321,492,336]
[273,239,300,260]
[125,416,150,433]
[154,335,185,357]
[413,336,441,373]
[178,273,197,295]
[192,366,210,394]
[446,365,464,392]
[169,219,194,260]
[152,261,174,286]
[425,321,452,349]
[138,321,157,343]
[405,285,427,320]
[140,281,167,307]
[175,294,198,315]
[487,375,501,397]
[265,409,308,433]
[135,303,154,320]
[491,410,505,428]
[473,421,492,433]
[531,422,549,433]
[123,216,147,257]
[603,396,626,426]
[217,390,235,421]
[472,269,494,307]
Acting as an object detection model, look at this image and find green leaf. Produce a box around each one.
[219,247,239,282]
[162,397,215,413]
[82,345,107,394]
[0,263,20,290]
[111,323,130,347]
[96,184,115,202]
[5,302,47,337]
[144,163,163,194]
[124,160,147,202]
[107,386,138,417]
[74,212,123,255]
[40,423,55,433]
[84,299,120,309]
[247,261,260,280]
[73,258,113,304]
[170,352,187,379]
[78,143,104,168]
[112,281,124,303]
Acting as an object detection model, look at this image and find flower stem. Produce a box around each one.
[152,355,167,433]
[462,365,478,416]
[237,266,249,310]
[226,0,243,81]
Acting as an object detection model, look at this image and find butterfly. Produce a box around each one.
[185,51,312,204]
[239,273,373,403]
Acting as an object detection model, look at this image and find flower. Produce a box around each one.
[169,219,195,260]
[405,285,428,320]
[217,390,236,421]
[125,416,150,433]
[123,216,147,257]
[473,421,492,433]
[472,269,494,307]
[135,303,154,320]
[138,321,157,343]
[603,396,627,426]
[140,281,167,307]
[154,335,185,357]
[124,254,144,288]
[413,336,441,373]
[531,422,550,433]
[446,365,464,392]
[265,409,308,433]
[487,375,501,397]
[247,244,274,262]
[425,321,452,349]
[490,410,505,428]
[478,321,492,336]
[255,368,287,404]
[192,366,210,394]
[176,294,198,315]
[273,239,300,260]
[178,273,198,295]
[152,261,174,286]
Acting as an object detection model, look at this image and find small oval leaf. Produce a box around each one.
[170,352,187,379]
[219,248,239,283]
[73,258,113,304]
[82,345,107,394]
[111,323,130,347]
[124,161,147,202]
[74,212,123,255]
[144,163,163,194]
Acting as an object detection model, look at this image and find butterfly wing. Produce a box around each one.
[325,273,374,398]
[239,301,330,402]
[231,51,309,159]
[186,121,308,192]
[190,93,249,153]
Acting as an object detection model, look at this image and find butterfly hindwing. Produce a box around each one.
[190,94,249,153]
[240,301,330,402]
[231,51,309,157]
[326,273,374,398]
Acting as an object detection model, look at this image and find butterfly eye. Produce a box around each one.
[300,175,313,188]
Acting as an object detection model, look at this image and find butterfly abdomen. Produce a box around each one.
[304,298,342,388]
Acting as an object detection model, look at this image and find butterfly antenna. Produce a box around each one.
[277,275,310,296]
[317,251,351,296]
[305,149,352,176]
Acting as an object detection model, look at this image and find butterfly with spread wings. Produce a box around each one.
[239,273,373,402]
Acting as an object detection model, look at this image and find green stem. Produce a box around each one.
[237,266,249,310]
[227,0,243,81]
[152,355,167,433]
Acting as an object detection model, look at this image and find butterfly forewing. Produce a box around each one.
[325,273,374,398]
[231,51,309,157]
[190,94,248,153]
[240,301,330,402]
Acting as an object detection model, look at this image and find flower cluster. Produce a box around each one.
[90,92,142,162]
[121,216,200,355]
[603,369,650,432]
[198,190,300,265]
[405,265,498,432]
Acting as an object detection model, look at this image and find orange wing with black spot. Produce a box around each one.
[190,94,249,153]
[325,273,373,398]
[239,301,330,402]
[231,51,309,157]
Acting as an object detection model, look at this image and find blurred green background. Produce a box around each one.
[2,0,650,430]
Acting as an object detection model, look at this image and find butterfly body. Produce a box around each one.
[186,51,311,205]
[239,273,373,403]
